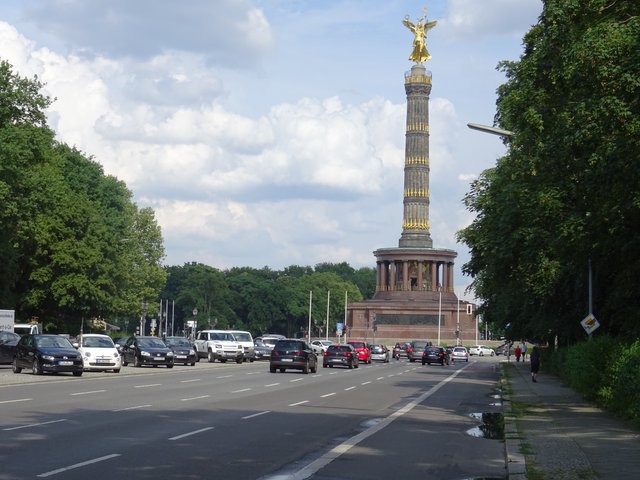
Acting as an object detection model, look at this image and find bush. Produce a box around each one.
[550,336,640,423]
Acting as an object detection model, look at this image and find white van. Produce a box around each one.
[229,330,255,362]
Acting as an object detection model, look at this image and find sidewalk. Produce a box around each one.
[502,359,640,479]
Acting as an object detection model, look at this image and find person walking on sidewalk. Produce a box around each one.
[514,344,521,362]
[521,341,527,361]
[530,346,541,382]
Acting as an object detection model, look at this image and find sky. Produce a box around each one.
[0,0,543,301]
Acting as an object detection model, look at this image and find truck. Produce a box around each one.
[193,330,243,363]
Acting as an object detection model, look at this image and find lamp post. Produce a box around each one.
[437,285,442,346]
[192,308,198,340]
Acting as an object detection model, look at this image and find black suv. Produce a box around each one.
[269,339,317,374]
[422,346,450,366]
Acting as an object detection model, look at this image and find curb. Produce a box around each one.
[502,365,527,479]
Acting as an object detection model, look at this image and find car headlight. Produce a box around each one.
[141,351,151,357]
[113,352,120,358]
[42,355,55,362]
[190,349,196,355]
[84,351,92,358]
[167,352,174,357]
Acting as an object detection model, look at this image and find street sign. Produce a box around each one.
[580,313,600,335]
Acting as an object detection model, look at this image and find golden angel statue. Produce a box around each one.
[402,12,437,63]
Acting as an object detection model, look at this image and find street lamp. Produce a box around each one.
[437,285,442,346]
[192,308,198,340]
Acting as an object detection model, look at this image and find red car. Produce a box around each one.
[347,340,371,364]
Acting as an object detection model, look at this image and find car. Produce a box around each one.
[12,334,83,376]
[257,336,282,351]
[469,345,495,356]
[121,336,174,368]
[228,330,255,362]
[347,340,371,364]
[450,346,469,362]
[77,333,122,372]
[193,330,243,363]
[392,341,411,359]
[322,344,359,369]
[422,346,450,365]
[269,339,317,374]
[114,336,128,353]
[406,340,432,362]
[163,336,197,365]
[370,344,390,362]
[311,339,335,354]
[253,339,273,360]
[0,330,20,364]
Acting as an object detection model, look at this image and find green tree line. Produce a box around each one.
[0,59,375,336]
[457,0,640,345]
[0,60,166,333]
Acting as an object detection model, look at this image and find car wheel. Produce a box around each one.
[220,359,228,363]
[422,361,425,365]
[12,358,22,374]
[122,356,128,367]
[113,369,121,373]
[134,356,142,367]
[208,351,216,363]
[323,364,327,368]
[236,357,243,364]
[279,368,285,373]
[311,362,317,373]
[348,363,353,369]
[302,361,309,374]
[491,351,495,357]
[409,358,415,363]
[32,359,42,375]
[73,371,83,377]
[190,362,196,366]
[167,364,173,368]
[270,366,276,373]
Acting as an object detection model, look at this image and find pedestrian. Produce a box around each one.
[521,341,527,361]
[514,344,521,362]
[530,346,541,382]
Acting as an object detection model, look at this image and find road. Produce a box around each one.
[0,356,505,479]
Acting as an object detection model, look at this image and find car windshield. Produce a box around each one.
[232,332,251,342]
[212,332,235,341]
[138,338,167,348]
[412,341,429,348]
[165,337,191,347]
[81,336,114,348]
[327,345,351,353]
[35,336,73,348]
[349,342,365,348]
[454,347,466,352]
[370,345,385,353]
[276,340,303,350]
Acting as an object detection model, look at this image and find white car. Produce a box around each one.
[469,345,495,357]
[450,346,469,362]
[78,334,121,372]
[311,340,334,354]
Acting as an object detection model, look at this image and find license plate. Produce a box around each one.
[59,361,73,366]
[96,359,110,364]
[331,358,342,362]
[154,357,165,361]
[281,358,293,362]
[176,355,186,359]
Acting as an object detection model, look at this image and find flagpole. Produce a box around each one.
[325,290,330,341]
[308,291,312,341]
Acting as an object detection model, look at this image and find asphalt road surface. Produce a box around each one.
[0,356,505,480]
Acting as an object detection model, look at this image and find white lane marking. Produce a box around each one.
[329,372,338,375]
[169,427,213,441]
[376,377,384,381]
[37,453,121,478]
[0,398,31,404]
[246,371,260,375]
[361,381,371,385]
[344,386,356,391]
[134,383,161,388]
[3,419,68,431]
[290,378,303,383]
[232,388,251,393]
[180,379,201,383]
[387,374,396,377]
[217,375,233,379]
[112,405,151,412]
[181,395,210,402]
[242,410,270,420]
[320,393,336,398]
[289,400,309,407]
[70,390,106,396]
[264,383,280,387]
[288,364,470,480]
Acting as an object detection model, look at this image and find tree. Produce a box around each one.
[458,0,640,342]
